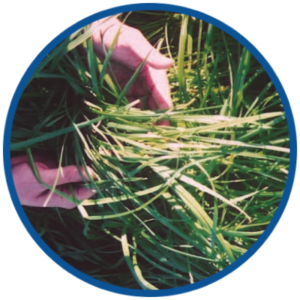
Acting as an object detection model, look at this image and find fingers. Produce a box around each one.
[118,25,173,70]
[11,155,30,166]
[119,26,173,70]
[92,18,173,71]
[39,165,95,187]
[146,49,174,70]
[105,62,146,108]
[107,60,172,112]
[144,66,173,110]
[90,16,119,36]
[91,17,173,119]
[11,154,57,168]
[106,60,173,111]
[37,185,97,209]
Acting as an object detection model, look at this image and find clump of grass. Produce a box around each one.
[12,11,289,289]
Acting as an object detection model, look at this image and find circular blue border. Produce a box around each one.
[3,3,297,297]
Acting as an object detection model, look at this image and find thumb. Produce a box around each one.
[118,26,173,70]
[146,48,174,70]
[39,165,95,186]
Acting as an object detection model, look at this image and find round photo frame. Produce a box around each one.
[3,3,297,297]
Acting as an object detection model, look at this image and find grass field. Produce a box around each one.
[11,11,290,289]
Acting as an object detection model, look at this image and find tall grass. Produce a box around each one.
[12,11,289,289]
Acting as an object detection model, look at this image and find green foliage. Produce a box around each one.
[12,11,289,289]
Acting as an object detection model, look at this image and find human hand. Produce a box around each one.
[91,17,173,116]
[11,155,96,209]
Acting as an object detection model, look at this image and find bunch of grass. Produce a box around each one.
[11,11,289,289]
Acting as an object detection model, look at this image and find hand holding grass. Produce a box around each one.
[11,18,174,209]
[11,155,96,209]
[91,17,173,112]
